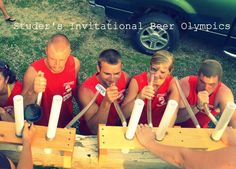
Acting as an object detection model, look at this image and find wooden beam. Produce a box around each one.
[0,121,76,168]
[97,125,236,167]
[1,134,178,169]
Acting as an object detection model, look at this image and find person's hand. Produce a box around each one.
[197,91,209,109]
[221,127,236,146]
[137,85,155,100]
[104,83,120,103]
[22,122,36,145]
[34,71,46,93]
[0,107,7,116]
[136,124,155,147]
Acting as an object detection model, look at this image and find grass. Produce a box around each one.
[0,0,236,168]
[1,1,235,92]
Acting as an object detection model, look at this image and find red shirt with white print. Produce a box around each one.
[177,76,221,128]
[79,71,128,135]
[31,56,76,127]
[134,72,173,127]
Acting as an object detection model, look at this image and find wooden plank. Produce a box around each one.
[0,121,75,152]
[0,134,178,169]
[2,123,235,168]
[98,125,236,151]
[0,121,76,168]
[72,135,178,169]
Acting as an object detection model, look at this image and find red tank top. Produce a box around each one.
[134,72,173,127]
[179,76,221,128]
[79,71,127,135]
[31,56,76,127]
[2,81,22,116]
[4,81,22,107]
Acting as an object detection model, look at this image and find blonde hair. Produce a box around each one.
[150,50,174,71]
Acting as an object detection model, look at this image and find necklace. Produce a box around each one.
[7,84,11,97]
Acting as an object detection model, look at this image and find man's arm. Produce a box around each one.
[176,77,200,123]
[136,124,236,169]
[17,122,35,169]
[221,127,236,146]
[73,57,80,101]
[121,78,139,118]
[135,124,209,168]
[78,86,116,134]
[21,66,38,106]
[0,107,14,122]
[22,66,46,106]
[216,84,236,128]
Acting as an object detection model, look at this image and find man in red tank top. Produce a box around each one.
[78,49,130,135]
[176,60,236,128]
[122,50,179,127]
[22,34,80,127]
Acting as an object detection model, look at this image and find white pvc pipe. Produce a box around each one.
[125,99,144,140]
[174,77,201,128]
[46,95,63,140]
[211,102,236,141]
[203,103,218,126]
[147,73,154,128]
[13,95,24,137]
[156,100,178,141]
[36,92,43,106]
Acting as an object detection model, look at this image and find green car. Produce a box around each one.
[90,0,236,57]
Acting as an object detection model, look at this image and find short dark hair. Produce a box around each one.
[98,49,122,68]
[198,59,223,81]
[0,61,16,84]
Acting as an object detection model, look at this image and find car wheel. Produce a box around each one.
[133,12,179,55]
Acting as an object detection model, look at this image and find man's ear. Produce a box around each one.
[67,47,72,56]
[97,65,100,72]
[45,47,48,55]
[69,48,72,55]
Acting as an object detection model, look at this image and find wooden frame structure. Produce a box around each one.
[97,124,236,167]
[0,121,76,168]
[1,122,236,168]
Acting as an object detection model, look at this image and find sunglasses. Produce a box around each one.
[0,62,9,72]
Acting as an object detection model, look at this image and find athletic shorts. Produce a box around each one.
[0,152,11,169]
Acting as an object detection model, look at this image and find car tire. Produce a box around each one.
[133,12,180,55]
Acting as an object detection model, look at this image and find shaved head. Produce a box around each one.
[47,34,70,51]
[45,34,71,73]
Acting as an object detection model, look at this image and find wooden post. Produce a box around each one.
[0,121,76,168]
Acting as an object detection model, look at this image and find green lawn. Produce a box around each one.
[1,0,235,96]
[0,0,236,168]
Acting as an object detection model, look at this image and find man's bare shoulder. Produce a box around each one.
[179,76,190,84]
[73,56,80,65]
[123,71,130,82]
[73,56,80,69]
[78,85,96,98]
[216,83,233,99]
[179,76,191,96]
[23,66,37,80]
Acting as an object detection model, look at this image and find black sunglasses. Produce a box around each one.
[0,62,9,72]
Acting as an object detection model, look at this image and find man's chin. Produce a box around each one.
[51,69,63,73]
[154,79,164,86]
